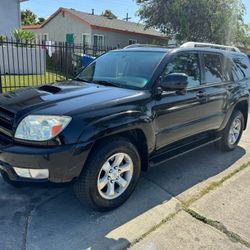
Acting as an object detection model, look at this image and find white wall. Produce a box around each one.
[0,0,20,37]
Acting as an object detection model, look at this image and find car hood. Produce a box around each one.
[0,81,148,118]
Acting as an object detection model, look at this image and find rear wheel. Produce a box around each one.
[74,137,141,211]
[217,110,244,151]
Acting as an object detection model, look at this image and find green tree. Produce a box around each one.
[102,9,117,19]
[21,9,37,25]
[21,9,45,25]
[37,17,45,24]
[137,0,250,47]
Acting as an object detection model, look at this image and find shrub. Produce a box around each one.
[13,29,35,43]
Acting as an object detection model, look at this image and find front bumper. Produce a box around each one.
[0,142,92,183]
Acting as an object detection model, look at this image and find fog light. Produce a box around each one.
[13,168,49,179]
[29,169,49,179]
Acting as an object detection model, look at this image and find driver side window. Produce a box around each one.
[161,53,201,88]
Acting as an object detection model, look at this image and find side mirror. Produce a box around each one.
[160,73,188,91]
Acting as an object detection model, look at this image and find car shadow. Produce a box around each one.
[0,144,246,250]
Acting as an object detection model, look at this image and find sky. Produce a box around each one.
[21,0,141,22]
[21,0,250,24]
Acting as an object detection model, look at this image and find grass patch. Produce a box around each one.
[130,161,250,248]
[129,211,180,248]
[1,71,66,92]
[183,161,250,208]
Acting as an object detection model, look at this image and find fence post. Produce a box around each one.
[65,42,69,80]
[0,61,2,94]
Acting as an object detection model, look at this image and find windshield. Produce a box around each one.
[77,51,165,89]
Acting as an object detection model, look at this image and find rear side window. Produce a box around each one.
[162,53,201,88]
[203,53,223,83]
[232,56,250,80]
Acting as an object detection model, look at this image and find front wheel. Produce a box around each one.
[217,110,244,152]
[1,171,24,188]
[74,137,141,211]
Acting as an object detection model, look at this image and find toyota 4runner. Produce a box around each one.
[0,42,249,211]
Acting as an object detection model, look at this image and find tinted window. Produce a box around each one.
[78,51,165,89]
[162,53,201,88]
[222,57,233,82]
[203,53,223,83]
[233,56,250,80]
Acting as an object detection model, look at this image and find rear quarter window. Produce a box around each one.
[232,56,250,81]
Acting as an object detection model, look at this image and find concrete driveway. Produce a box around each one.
[1,125,250,250]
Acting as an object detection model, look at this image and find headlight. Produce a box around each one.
[15,115,72,141]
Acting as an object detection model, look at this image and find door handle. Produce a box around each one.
[226,84,235,90]
[196,91,207,99]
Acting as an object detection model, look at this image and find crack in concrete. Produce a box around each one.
[130,162,250,249]
[185,208,250,248]
[21,190,67,250]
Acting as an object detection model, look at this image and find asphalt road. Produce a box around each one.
[1,126,250,250]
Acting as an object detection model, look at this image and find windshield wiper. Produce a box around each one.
[74,77,92,83]
[92,80,121,88]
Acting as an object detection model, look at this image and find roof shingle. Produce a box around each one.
[66,8,165,38]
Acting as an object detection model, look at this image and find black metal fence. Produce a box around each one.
[0,38,116,93]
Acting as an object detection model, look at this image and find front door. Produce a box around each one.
[66,33,74,44]
[154,52,211,150]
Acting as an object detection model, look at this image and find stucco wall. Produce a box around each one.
[91,28,166,48]
[29,12,166,47]
[31,11,92,43]
[0,0,20,37]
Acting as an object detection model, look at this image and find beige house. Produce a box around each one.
[23,8,167,48]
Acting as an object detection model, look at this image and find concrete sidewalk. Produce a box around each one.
[131,166,250,250]
[0,122,250,250]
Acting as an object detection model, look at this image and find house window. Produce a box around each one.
[129,39,137,45]
[42,33,49,42]
[93,35,104,48]
[82,33,90,47]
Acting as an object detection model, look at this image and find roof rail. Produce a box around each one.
[180,42,241,52]
[124,44,174,49]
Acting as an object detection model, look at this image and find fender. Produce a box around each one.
[78,110,156,154]
[219,93,249,131]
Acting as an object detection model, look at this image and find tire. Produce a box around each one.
[74,137,141,211]
[217,110,244,152]
[1,171,24,188]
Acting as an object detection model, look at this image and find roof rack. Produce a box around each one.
[180,42,241,52]
[124,44,174,49]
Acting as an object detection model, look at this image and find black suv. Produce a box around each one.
[0,43,249,211]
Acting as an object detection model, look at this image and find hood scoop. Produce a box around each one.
[38,85,62,94]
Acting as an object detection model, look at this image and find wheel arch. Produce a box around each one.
[220,98,249,131]
[85,129,150,172]
[234,100,249,130]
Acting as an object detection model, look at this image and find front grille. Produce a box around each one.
[0,106,15,144]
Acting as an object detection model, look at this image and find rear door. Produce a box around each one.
[199,52,231,130]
